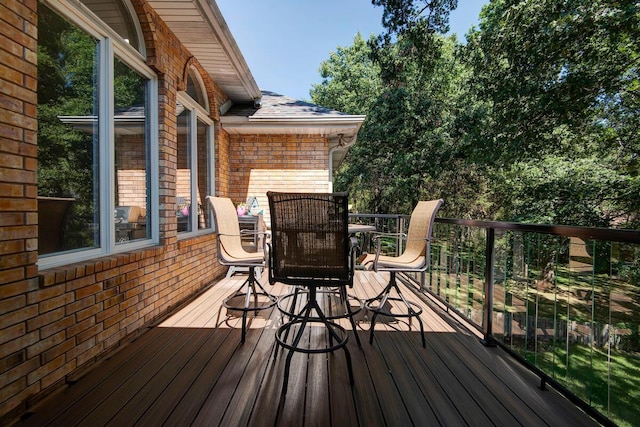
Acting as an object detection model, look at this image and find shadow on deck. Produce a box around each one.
[17,271,598,426]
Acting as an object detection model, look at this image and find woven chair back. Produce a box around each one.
[267,192,352,287]
[405,199,443,258]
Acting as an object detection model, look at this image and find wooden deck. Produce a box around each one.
[18,271,598,427]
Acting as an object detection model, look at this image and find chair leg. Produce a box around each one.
[277,288,353,396]
[366,271,426,348]
[340,287,362,348]
[223,266,277,344]
[394,285,426,348]
[282,303,312,396]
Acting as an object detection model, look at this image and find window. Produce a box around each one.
[81,0,142,53]
[37,0,157,268]
[186,69,207,108]
[177,71,214,236]
[114,58,152,244]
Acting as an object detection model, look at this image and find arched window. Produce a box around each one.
[177,68,214,235]
[80,0,143,54]
[186,68,209,111]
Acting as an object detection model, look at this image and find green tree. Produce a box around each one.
[493,156,630,226]
[467,0,639,160]
[465,0,640,227]
[313,31,488,216]
[311,33,382,115]
[313,0,639,228]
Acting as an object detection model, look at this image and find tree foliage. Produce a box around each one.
[312,0,639,228]
[466,0,640,164]
[465,0,640,227]
[311,33,382,115]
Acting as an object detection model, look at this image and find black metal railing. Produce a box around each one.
[350,213,640,427]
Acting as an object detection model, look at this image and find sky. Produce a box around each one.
[217,0,489,101]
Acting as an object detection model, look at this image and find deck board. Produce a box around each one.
[18,271,599,427]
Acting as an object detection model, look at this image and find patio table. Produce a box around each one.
[348,224,376,259]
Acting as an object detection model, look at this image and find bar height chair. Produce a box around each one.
[267,191,362,396]
[207,196,276,343]
[361,199,443,347]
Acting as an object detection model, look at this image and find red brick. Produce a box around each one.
[25,307,64,332]
[75,283,103,300]
[25,331,65,359]
[26,354,65,386]
[0,323,26,346]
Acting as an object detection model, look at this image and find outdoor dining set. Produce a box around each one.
[207,193,443,396]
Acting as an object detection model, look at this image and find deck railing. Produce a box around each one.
[350,213,640,427]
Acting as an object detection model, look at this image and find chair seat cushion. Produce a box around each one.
[221,252,263,264]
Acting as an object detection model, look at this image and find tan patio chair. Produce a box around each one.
[361,199,443,347]
[267,191,362,396]
[206,196,276,343]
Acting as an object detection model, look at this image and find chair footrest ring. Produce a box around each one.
[223,292,277,312]
[276,319,349,354]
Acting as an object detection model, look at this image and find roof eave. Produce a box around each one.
[148,0,261,103]
[220,115,366,132]
[196,0,261,101]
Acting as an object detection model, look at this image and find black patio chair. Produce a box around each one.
[267,191,362,396]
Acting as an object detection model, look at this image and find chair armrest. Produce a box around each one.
[219,230,270,253]
[348,243,357,286]
[368,232,429,269]
[238,230,270,251]
[368,232,404,268]
[239,229,269,237]
[370,231,407,241]
[266,242,274,284]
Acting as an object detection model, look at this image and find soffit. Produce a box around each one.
[146,0,261,103]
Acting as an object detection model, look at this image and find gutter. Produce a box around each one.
[328,133,358,192]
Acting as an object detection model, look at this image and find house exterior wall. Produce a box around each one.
[0,0,337,422]
[228,134,330,225]
[0,0,232,421]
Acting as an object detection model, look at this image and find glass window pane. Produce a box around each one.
[186,70,206,109]
[114,57,149,244]
[37,3,100,255]
[80,0,140,51]
[177,109,192,233]
[196,119,211,230]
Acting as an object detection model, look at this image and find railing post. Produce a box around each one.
[397,216,405,256]
[481,227,497,347]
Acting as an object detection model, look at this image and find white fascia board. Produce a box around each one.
[195,0,261,102]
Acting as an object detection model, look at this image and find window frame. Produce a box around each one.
[176,91,215,238]
[38,0,158,269]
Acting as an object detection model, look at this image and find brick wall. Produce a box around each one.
[228,134,330,226]
[216,124,231,196]
[0,0,228,421]
[1,0,42,418]
[0,0,337,421]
